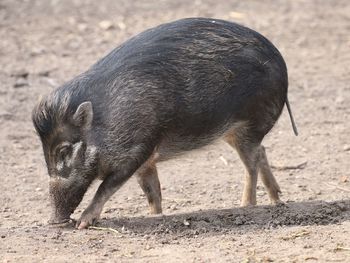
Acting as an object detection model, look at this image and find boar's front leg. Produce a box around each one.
[76,158,143,229]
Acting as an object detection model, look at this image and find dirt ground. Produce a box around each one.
[1,0,350,262]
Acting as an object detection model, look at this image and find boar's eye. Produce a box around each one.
[55,143,73,172]
[58,146,71,162]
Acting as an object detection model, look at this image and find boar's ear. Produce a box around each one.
[72,101,93,129]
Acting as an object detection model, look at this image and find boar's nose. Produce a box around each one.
[48,178,73,223]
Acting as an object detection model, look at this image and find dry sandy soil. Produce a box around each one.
[1,0,350,262]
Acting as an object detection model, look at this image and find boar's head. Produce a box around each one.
[32,93,98,224]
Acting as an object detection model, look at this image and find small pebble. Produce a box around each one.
[343,145,350,151]
[145,244,152,250]
[14,78,29,88]
[234,217,243,225]
[117,22,126,30]
[337,203,346,211]
[78,23,88,32]
[38,70,50,77]
[11,69,29,78]
[99,20,114,30]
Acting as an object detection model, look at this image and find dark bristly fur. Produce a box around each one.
[32,18,297,229]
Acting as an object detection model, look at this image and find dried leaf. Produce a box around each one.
[271,161,307,171]
[89,226,120,234]
[281,230,311,240]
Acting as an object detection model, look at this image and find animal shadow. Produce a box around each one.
[97,200,350,237]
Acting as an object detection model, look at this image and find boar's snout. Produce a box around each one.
[49,178,74,224]
[48,177,84,225]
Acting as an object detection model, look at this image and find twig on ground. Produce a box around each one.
[305,256,318,261]
[323,182,350,193]
[219,156,228,166]
[334,245,350,252]
[88,226,120,234]
[271,161,307,171]
[280,230,311,240]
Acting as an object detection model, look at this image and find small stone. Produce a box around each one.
[99,20,114,30]
[337,203,346,211]
[68,40,80,50]
[234,217,243,225]
[117,21,126,30]
[229,11,245,19]
[67,17,76,25]
[78,23,88,32]
[38,70,50,77]
[30,47,45,56]
[45,78,58,87]
[14,78,29,88]
[145,244,152,250]
[324,208,333,214]
[11,69,29,78]
[169,204,178,210]
[340,176,348,183]
[263,257,274,262]
[335,97,344,104]
[183,219,190,226]
[343,145,350,151]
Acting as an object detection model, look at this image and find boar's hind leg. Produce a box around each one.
[224,130,261,206]
[258,146,281,204]
[224,129,282,206]
[136,157,162,214]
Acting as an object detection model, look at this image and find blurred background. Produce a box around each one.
[0,0,349,262]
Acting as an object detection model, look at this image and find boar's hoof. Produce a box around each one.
[76,209,100,230]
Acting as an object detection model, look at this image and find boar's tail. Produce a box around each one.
[285,96,298,136]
